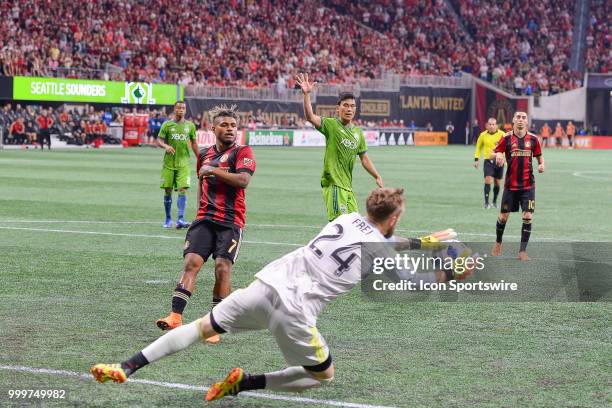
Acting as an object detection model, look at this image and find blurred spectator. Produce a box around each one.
[8,117,26,144]
[445,121,455,138]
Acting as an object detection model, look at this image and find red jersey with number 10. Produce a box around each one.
[494,131,542,191]
[196,144,256,228]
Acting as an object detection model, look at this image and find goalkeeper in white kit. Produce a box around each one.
[91,188,472,401]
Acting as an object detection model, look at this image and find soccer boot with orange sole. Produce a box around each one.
[205,334,221,344]
[205,368,244,401]
[90,364,127,384]
[156,312,183,331]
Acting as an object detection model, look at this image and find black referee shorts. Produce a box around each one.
[484,160,504,179]
[183,219,242,263]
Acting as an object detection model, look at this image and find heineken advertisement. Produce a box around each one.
[246,130,293,146]
[13,76,183,105]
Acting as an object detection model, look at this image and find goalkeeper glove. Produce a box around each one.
[419,228,457,250]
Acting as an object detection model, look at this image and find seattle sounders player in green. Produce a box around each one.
[296,73,383,221]
[157,101,198,229]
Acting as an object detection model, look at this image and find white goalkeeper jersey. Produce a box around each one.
[255,213,392,323]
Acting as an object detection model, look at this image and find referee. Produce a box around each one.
[474,117,505,208]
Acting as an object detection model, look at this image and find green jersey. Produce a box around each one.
[318,117,367,191]
[159,119,197,170]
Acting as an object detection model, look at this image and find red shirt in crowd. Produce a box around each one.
[36,115,53,129]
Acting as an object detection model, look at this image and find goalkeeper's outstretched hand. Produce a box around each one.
[419,228,457,250]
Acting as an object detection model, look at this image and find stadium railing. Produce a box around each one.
[186,74,472,101]
[185,85,304,102]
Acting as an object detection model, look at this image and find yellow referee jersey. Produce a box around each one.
[474,130,505,160]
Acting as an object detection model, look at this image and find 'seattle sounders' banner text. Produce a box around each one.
[13,76,182,105]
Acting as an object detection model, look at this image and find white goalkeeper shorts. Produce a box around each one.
[210,279,330,369]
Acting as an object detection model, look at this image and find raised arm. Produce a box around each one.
[295,73,321,129]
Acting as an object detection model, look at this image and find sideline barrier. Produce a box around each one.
[197,129,453,147]
[575,136,612,149]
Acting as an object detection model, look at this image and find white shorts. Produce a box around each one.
[210,279,331,370]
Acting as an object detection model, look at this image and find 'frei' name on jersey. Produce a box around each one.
[255,212,390,324]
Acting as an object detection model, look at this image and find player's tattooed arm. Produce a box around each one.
[199,166,252,189]
[393,236,422,251]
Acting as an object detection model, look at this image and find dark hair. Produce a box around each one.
[210,104,239,124]
[174,101,186,106]
[337,93,356,105]
[366,188,405,222]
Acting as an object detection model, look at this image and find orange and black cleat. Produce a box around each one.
[156,312,183,331]
[205,368,244,401]
[90,363,127,384]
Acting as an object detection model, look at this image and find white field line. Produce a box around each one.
[0,364,396,408]
[0,226,301,247]
[0,219,593,242]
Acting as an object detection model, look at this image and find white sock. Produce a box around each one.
[142,321,200,363]
[264,366,322,392]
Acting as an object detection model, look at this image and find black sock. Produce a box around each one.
[121,351,149,377]
[211,296,223,310]
[484,184,491,204]
[496,219,506,243]
[239,373,266,391]
[171,286,192,314]
[493,185,500,203]
[520,219,532,251]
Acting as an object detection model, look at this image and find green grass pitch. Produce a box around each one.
[0,146,610,407]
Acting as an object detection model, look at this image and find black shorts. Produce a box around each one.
[183,219,242,263]
[484,160,504,179]
[500,188,535,213]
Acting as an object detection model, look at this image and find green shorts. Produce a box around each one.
[160,166,191,190]
[322,185,358,221]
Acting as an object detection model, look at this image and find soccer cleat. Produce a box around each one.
[176,218,191,229]
[491,242,502,256]
[205,368,244,401]
[491,202,498,209]
[156,312,183,331]
[518,251,531,261]
[90,363,127,384]
[163,218,173,229]
[483,202,491,209]
[205,334,221,344]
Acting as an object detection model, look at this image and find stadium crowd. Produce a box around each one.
[0,103,176,146]
[0,103,118,146]
[0,0,608,96]
[585,0,611,74]
[450,0,581,95]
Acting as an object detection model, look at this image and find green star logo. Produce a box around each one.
[121,82,156,104]
[132,86,144,99]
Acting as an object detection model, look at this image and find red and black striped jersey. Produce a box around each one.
[494,131,542,191]
[196,143,256,228]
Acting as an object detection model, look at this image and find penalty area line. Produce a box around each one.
[0,364,396,408]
